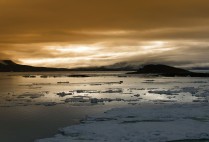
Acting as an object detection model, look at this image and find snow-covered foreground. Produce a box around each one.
[36,103,209,142]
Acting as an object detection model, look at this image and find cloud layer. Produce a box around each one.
[1,0,209,68]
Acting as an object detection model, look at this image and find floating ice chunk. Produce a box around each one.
[22,75,36,78]
[90,98,98,104]
[102,89,123,93]
[129,88,146,90]
[17,92,44,99]
[149,87,200,96]
[57,81,69,84]
[193,99,208,103]
[65,97,90,103]
[118,75,127,77]
[153,100,177,103]
[67,75,90,77]
[57,92,73,97]
[75,90,100,93]
[35,102,57,106]
[32,83,51,85]
[148,90,180,95]
[40,75,48,78]
[181,87,199,94]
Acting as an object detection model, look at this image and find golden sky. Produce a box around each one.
[1,0,209,68]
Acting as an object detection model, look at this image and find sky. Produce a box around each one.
[1,0,209,69]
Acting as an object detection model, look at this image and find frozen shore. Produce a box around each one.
[1,73,209,141]
[36,103,209,142]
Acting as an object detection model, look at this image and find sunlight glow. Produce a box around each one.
[141,41,174,53]
[142,41,166,50]
[18,41,176,68]
[46,45,101,53]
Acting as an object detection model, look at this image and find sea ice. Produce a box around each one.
[36,103,209,142]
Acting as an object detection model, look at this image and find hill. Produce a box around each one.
[128,64,209,77]
[0,60,69,72]
[0,60,135,72]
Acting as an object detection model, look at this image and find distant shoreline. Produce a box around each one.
[127,64,209,77]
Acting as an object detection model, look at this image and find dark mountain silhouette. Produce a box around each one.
[0,60,70,72]
[1,60,209,76]
[70,63,136,71]
[128,64,209,77]
[0,60,135,72]
[137,64,191,74]
[70,66,136,71]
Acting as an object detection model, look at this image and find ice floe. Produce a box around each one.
[17,92,44,99]
[36,103,209,142]
[57,92,74,97]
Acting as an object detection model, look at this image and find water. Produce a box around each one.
[0,105,112,142]
[0,71,209,142]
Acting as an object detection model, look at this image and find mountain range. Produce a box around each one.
[0,60,70,72]
[129,64,209,77]
[1,60,209,77]
[0,60,136,72]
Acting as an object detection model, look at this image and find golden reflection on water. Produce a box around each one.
[0,72,208,107]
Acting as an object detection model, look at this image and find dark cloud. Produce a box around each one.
[0,0,209,68]
[1,0,209,42]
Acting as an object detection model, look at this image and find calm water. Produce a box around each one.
[0,71,209,142]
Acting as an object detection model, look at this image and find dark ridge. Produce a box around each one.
[69,66,134,71]
[128,64,209,77]
[137,64,191,74]
[1,60,209,75]
[0,60,134,72]
[0,60,69,72]
[1,60,16,65]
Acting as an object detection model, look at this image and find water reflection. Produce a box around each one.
[0,72,209,142]
[0,72,209,107]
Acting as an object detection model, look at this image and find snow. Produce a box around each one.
[36,103,209,142]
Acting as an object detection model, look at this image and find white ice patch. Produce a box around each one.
[36,104,209,142]
[148,87,200,96]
